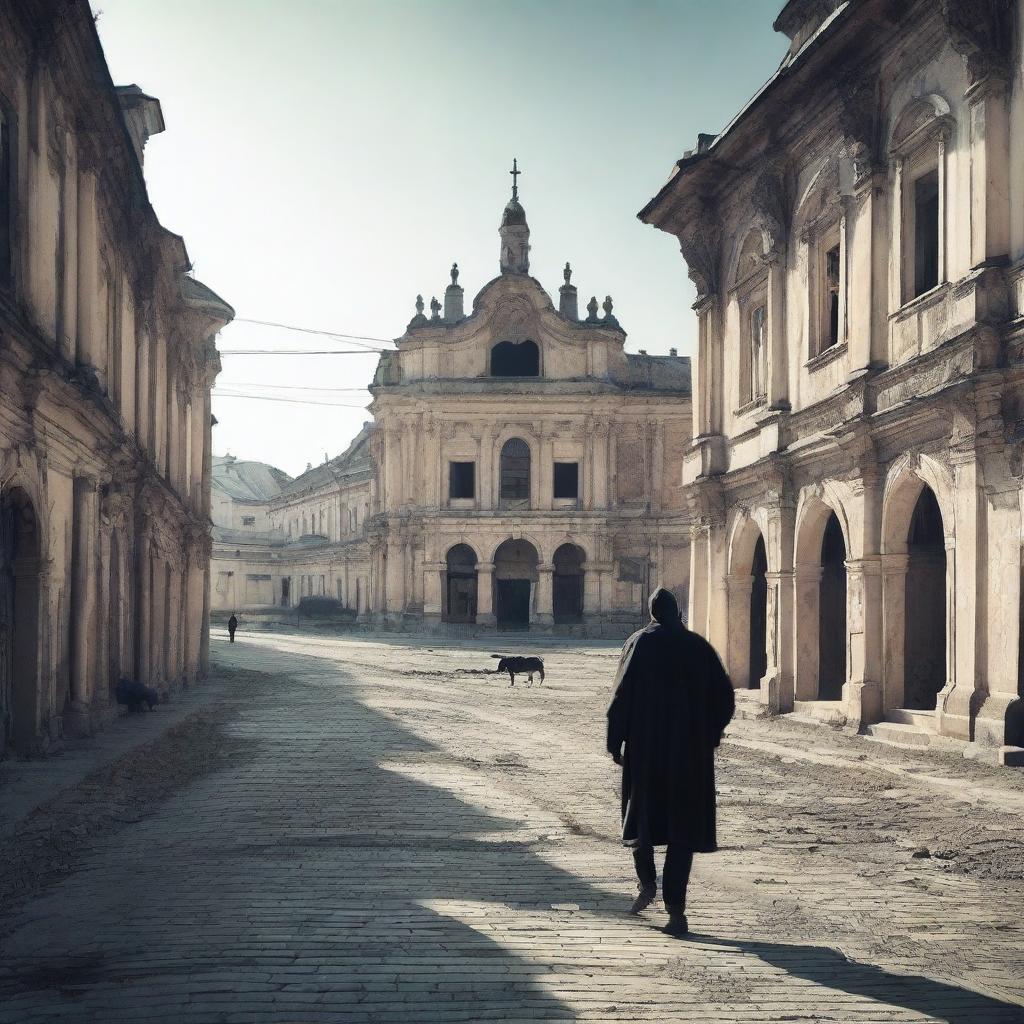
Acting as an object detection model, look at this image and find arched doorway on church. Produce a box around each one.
[818,511,847,701]
[904,486,946,710]
[444,544,477,624]
[0,488,41,754]
[552,543,584,624]
[493,538,538,629]
[749,535,768,689]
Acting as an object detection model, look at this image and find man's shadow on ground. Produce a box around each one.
[680,933,1024,1023]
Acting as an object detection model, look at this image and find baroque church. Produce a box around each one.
[210,167,693,635]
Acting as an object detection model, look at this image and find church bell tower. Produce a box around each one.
[499,158,530,274]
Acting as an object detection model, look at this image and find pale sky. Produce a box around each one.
[93,0,786,478]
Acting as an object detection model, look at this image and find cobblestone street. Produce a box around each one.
[2,630,1024,1022]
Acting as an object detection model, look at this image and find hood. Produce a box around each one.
[649,587,682,627]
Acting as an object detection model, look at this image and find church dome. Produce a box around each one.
[501,197,527,227]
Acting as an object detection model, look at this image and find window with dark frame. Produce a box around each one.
[499,438,531,501]
[241,515,256,526]
[449,461,475,499]
[914,169,940,298]
[749,304,767,400]
[553,462,579,499]
[825,244,840,348]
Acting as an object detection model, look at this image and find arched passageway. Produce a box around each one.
[444,544,477,624]
[904,486,946,710]
[749,536,767,689]
[0,488,41,753]
[552,543,584,624]
[493,538,538,629]
[818,511,847,700]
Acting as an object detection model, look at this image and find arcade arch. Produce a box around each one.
[493,538,539,629]
[444,543,478,624]
[552,543,585,624]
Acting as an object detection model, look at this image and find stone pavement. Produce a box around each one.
[1,630,1023,1022]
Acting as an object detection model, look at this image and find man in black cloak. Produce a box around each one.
[228,613,238,644]
[606,587,734,936]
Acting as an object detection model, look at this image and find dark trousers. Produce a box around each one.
[633,844,694,908]
[228,630,236,644]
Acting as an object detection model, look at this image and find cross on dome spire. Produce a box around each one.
[510,157,521,201]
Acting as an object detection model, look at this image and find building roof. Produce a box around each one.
[212,456,292,504]
[622,353,692,392]
[275,424,375,500]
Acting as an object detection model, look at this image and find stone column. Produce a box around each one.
[423,562,444,626]
[793,565,822,702]
[480,430,494,510]
[843,557,882,726]
[880,553,908,713]
[650,423,664,511]
[583,564,601,617]
[95,527,112,709]
[766,252,789,408]
[60,135,78,364]
[476,561,496,627]
[68,477,98,730]
[534,564,554,627]
[726,573,753,689]
[190,388,205,512]
[688,525,709,638]
[539,431,553,510]
[966,77,1010,268]
[940,453,979,740]
[592,425,609,509]
[975,481,1023,749]
[763,570,792,712]
[706,519,729,656]
[75,170,103,375]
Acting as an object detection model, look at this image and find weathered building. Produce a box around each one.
[640,0,1024,759]
[209,432,373,616]
[367,171,693,633]
[0,1,231,754]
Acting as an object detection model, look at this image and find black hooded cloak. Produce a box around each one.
[606,588,735,851]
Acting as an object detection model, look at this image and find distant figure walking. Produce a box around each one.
[606,588,735,936]
[228,613,238,644]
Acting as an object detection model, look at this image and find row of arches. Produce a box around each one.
[445,539,585,628]
[735,479,947,714]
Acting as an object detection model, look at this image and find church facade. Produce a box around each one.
[640,0,1024,759]
[366,171,693,634]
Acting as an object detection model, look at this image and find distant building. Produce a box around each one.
[639,0,1024,758]
[209,430,373,615]
[0,1,231,754]
[367,170,692,633]
[220,172,694,635]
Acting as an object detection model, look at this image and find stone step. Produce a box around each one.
[791,700,848,728]
[886,707,936,729]
[864,720,932,748]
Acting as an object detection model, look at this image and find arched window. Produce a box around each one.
[499,438,531,502]
[490,340,539,377]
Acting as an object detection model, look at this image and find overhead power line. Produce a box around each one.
[232,316,395,350]
[217,381,370,393]
[212,390,370,409]
[218,348,384,356]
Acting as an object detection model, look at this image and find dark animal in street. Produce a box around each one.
[116,677,159,712]
[492,655,545,687]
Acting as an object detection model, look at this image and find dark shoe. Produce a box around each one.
[629,885,656,915]
[663,905,688,936]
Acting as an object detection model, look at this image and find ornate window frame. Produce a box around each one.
[889,95,955,309]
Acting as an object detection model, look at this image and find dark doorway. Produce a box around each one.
[553,543,584,624]
[281,577,291,606]
[496,579,531,629]
[445,543,477,624]
[749,535,768,689]
[0,488,40,753]
[904,486,946,710]
[818,511,846,700]
[493,538,539,629]
[490,340,539,377]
